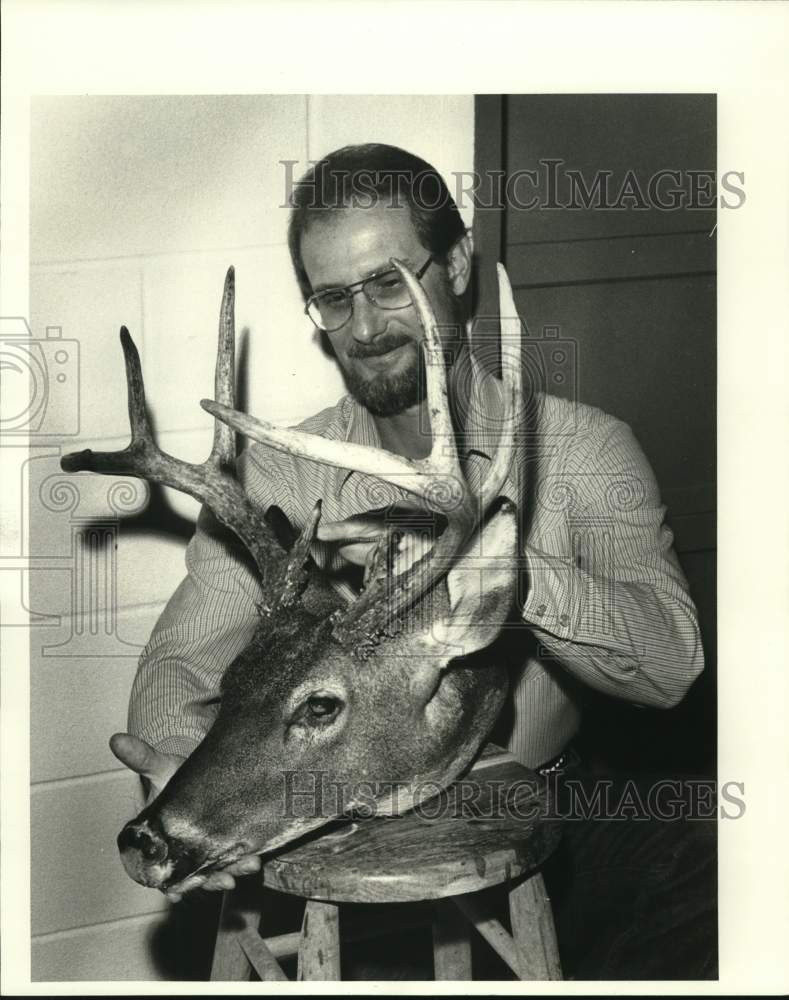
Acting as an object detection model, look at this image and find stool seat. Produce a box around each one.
[211,744,563,982]
[263,745,560,904]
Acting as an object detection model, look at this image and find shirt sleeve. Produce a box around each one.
[520,416,704,709]
[127,449,278,757]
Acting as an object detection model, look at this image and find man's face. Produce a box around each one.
[300,201,464,417]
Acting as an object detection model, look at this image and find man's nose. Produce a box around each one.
[349,292,388,343]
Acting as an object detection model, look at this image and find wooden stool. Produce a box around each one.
[210,745,562,981]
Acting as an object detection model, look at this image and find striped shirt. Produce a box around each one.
[128,359,704,769]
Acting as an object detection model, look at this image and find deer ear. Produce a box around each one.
[403,502,518,705]
[440,500,519,654]
[409,501,518,664]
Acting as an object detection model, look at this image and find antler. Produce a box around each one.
[203,262,523,646]
[60,268,282,583]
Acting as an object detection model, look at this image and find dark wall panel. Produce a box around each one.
[503,93,717,244]
[512,273,715,505]
[474,94,717,774]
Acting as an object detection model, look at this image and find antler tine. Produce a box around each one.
[120,325,151,442]
[389,257,463,483]
[209,266,236,469]
[201,400,435,498]
[202,258,470,516]
[60,273,279,581]
[479,264,523,509]
[267,499,323,613]
[60,327,154,477]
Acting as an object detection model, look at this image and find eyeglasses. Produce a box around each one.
[305,255,433,333]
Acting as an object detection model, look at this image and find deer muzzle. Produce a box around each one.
[116,816,192,889]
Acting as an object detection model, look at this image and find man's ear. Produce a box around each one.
[446,232,473,297]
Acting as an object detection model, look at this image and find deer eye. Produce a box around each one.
[286,687,347,732]
[298,693,344,726]
[308,695,338,717]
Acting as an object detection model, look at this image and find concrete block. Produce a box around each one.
[31,94,307,262]
[31,605,165,783]
[31,771,169,936]
[28,264,143,446]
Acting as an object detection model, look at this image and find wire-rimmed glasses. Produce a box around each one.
[305,255,433,333]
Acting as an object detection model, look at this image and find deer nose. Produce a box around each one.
[117,820,169,865]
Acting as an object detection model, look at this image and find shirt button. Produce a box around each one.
[559,613,570,627]
[535,603,547,617]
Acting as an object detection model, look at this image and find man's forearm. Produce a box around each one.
[128,656,220,759]
[521,540,703,708]
[128,617,260,755]
[127,501,265,755]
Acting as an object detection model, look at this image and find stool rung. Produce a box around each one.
[452,895,521,976]
[238,927,288,981]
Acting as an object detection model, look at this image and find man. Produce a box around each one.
[112,144,714,977]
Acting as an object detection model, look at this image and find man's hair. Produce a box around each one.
[287,143,467,300]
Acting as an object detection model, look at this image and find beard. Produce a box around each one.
[341,294,467,418]
[344,335,426,417]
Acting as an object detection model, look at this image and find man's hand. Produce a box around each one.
[316,515,388,571]
[110,732,184,802]
[317,509,437,582]
[110,732,262,901]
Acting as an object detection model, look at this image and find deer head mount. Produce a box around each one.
[61,261,524,892]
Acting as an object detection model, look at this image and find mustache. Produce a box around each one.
[346,333,415,360]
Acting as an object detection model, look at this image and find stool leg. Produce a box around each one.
[432,899,473,979]
[508,872,562,980]
[297,900,341,980]
[210,886,258,981]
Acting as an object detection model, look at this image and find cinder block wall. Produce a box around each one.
[29,94,474,980]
